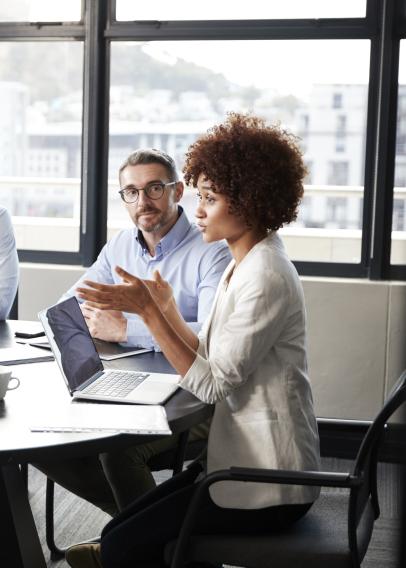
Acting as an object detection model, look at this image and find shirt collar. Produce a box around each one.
[135,206,191,258]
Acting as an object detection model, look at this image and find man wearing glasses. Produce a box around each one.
[61,148,230,350]
[35,149,230,516]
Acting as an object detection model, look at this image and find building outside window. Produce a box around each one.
[0,41,83,252]
[0,0,404,277]
[391,43,406,264]
[333,92,343,109]
[328,161,349,185]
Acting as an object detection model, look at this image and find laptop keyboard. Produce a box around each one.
[84,370,150,398]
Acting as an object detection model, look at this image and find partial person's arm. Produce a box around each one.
[0,209,19,319]
[179,271,293,403]
[123,241,230,348]
[58,242,133,342]
[79,268,295,405]
[76,266,295,403]
[68,236,230,348]
[77,267,199,374]
[59,240,151,345]
[190,242,231,333]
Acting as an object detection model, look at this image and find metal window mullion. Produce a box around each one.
[80,0,110,267]
[105,18,373,42]
[293,262,367,278]
[0,23,85,40]
[359,36,381,269]
[17,250,83,265]
[109,0,117,26]
[369,0,400,279]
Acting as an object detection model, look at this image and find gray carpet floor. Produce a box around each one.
[27,458,402,568]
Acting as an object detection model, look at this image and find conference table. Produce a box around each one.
[0,320,213,568]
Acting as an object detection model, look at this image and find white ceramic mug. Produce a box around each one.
[0,365,20,400]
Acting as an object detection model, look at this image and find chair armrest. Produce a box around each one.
[317,417,373,429]
[170,467,361,568]
[228,467,361,488]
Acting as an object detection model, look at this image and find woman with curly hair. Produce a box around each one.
[67,113,320,568]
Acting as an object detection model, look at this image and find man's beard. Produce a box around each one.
[135,207,167,233]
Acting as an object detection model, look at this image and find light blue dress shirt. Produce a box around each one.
[0,207,19,320]
[62,208,231,350]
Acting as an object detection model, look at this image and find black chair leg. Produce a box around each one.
[20,463,28,491]
[44,430,192,561]
[172,430,190,475]
[45,477,66,560]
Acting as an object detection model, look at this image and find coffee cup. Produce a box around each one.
[0,365,20,400]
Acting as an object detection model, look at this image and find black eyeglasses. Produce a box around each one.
[119,181,177,204]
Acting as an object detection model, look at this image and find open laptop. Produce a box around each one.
[38,297,179,405]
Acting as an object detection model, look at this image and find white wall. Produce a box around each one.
[302,278,406,419]
[19,263,406,421]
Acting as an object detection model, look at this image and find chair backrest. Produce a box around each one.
[349,369,406,565]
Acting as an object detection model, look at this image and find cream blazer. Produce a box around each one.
[180,232,320,509]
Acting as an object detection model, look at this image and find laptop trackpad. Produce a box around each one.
[127,382,177,404]
[145,373,180,385]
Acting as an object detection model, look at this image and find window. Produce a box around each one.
[0,42,83,252]
[107,40,369,264]
[0,1,81,22]
[337,116,347,132]
[115,0,366,21]
[299,114,310,133]
[1,0,405,279]
[391,40,406,265]
[333,93,343,109]
[335,134,346,153]
[326,198,350,228]
[328,162,349,185]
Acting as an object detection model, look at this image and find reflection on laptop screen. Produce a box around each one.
[46,297,103,391]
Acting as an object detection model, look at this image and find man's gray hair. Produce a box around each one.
[119,148,179,182]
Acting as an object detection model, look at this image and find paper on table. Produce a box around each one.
[93,339,153,361]
[0,345,54,365]
[15,337,152,358]
[30,402,172,435]
[16,337,52,350]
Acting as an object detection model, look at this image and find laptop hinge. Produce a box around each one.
[76,370,104,392]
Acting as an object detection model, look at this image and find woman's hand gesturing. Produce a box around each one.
[77,266,157,318]
[142,270,174,314]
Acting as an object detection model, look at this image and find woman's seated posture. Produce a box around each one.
[67,112,321,568]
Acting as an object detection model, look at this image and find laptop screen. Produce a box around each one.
[44,297,103,392]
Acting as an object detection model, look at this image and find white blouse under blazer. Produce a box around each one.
[180,232,321,509]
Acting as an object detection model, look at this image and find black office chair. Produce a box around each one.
[46,431,206,560]
[165,369,406,568]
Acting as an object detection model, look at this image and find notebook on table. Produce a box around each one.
[38,297,179,405]
[0,344,54,365]
[16,335,153,360]
[30,402,172,435]
[92,339,152,361]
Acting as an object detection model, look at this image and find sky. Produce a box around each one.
[13,0,367,21]
[116,0,366,21]
[140,40,372,96]
[6,0,406,94]
[118,0,371,95]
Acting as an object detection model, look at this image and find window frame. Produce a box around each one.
[0,0,404,279]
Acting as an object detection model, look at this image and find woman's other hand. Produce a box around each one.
[76,266,155,318]
[142,270,174,314]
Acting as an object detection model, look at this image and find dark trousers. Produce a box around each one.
[101,462,312,568]
[33,421,210,516]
